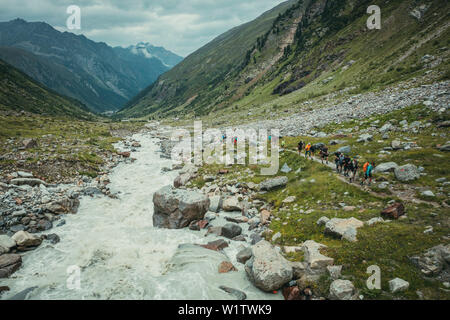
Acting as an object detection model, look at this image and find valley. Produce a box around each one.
[0,0,449,302]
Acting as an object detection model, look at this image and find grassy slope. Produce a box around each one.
[187,104,449,300]
[119,0,449,125]
[0,112,144,182]
[0,59,95,120]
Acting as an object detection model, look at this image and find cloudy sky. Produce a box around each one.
[0,0,287,56]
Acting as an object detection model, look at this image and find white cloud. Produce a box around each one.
[0,0,287,56]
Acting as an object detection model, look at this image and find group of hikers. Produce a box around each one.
[296,140,376,186]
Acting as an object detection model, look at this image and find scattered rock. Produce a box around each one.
[237,247,253,264]
[219,286,247,300]
[337,146,351,154]
[421,190,435,197]
[395,164,420,182]
[0,235,16,254]
[259,176,288,191]
[0,254,22,278]
[317,216,330,226]
[218,261,237,273]
[44,197,80,214]
[374,162,399,173]
[389,278,410,293]
[329,280,355,300]
[327,265,343,280]
[10,178,46,187]
[199,239,229,251]
[301,240,334,273]
[208,196,222,213]
[222,197,241,212]
[222,223,242,239]
[324,217,364,242]
[410,244,449,277]
[381,203,405,220]
[22,138,37,149]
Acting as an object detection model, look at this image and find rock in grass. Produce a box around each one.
[381,203,405,220]
[337,146,351,154]
[389,278,410,293]
[245,241,293,292]
[374,162,398,173]
[394,164,420,182]
[259,176,288,191]
[324,217,364,242]
[409,244,450,277]
[329,280,355,300]
[301,240,334,273]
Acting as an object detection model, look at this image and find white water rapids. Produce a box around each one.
[1,132,282,300]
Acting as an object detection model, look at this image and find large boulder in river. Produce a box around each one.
[12,231,42,249]
[153,186,210,229]
[259,176,288,191]
[394,164,420,182]
[245,240,293,292]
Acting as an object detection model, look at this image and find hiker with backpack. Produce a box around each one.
[343,154,352,177]
[305,143,312,159]
[361,161,375,186]
[338,153,345,173]
[298,141,304,155]
[334,152,341,172]
[319,145,329,164]
[350,158,359,183]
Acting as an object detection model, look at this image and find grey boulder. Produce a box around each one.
[245,240,293,292]
[153,186,210,229]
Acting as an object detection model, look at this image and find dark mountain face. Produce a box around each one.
[0,19,179,113]
[0,58,94,119]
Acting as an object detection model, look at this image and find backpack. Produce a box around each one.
[363,162,370,173]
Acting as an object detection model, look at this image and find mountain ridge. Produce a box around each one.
[0,18,181,113]
[0,58,95,119]
[117,0,449,121]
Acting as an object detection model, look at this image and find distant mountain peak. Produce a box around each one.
[124,42,183,68]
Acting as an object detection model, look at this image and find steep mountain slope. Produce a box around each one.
[119,0,449,120]
[117,0,299,118]
[0,58,94,119]
[115,42,183,68]
[0,19,178,113]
